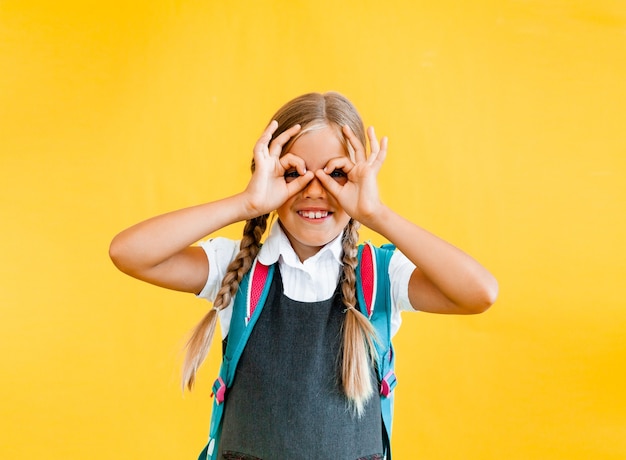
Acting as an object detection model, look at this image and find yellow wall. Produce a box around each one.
[2,1,625,458]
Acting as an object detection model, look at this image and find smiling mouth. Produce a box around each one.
[298,210,330,219]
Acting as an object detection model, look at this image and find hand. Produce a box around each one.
[243,121,314,216]
[316,125,388,226]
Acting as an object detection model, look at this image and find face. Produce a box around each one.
[276,124,351,261]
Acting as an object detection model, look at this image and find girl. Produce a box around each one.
[109,92,498,460]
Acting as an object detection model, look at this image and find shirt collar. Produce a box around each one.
[257,219,344,268]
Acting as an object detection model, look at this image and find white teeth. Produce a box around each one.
[299,210,328,219]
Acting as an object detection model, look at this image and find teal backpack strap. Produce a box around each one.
[199,258,275,460]
[356,242,397,460]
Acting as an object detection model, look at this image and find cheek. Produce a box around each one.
[275,200,292,220]
[334,209,351,227]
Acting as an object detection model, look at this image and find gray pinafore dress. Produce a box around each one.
[217,268,383,460]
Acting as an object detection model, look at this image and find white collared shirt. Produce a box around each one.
[197,221,416,338]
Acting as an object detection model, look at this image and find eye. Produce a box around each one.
[329,169,347,184]
[284,169,300,183]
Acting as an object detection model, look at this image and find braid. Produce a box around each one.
[339,219,379,417]
[181,214,269,390]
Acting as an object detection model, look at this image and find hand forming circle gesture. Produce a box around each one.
[315,125,388,226]
[244,120,314,216]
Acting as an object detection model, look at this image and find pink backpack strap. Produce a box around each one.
[359,243,377,318]
[246,259,270,324]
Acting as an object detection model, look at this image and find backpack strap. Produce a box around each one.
[358,243,377,318]
[201,259,274,460]
[356,242,397,460]
[246,259,270,325]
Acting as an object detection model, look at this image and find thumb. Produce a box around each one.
[286,170,315,196]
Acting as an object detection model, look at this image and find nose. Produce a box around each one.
[303,176,325,198]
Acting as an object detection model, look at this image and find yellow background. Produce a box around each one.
[2,1,625,458]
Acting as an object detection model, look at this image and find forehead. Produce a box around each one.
[289,125,348,167]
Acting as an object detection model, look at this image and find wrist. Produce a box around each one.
[238,190,272,220]
[358,202,392,233]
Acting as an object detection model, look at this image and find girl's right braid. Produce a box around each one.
[339,219,380,417]
[181,214,269,391]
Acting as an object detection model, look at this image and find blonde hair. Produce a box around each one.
[182,92,378,416]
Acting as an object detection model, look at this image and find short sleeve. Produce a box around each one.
[388,249,417,337]
[196,237,241,302]
[196,237,241,339]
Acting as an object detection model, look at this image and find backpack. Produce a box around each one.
[199,242,398,460]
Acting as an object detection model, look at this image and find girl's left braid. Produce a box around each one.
[181,214,269,390]
[339,219,379,417]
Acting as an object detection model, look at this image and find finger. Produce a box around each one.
[254,120,279,154]
[280,152,308,176]
[342,125,366,163]
[285,170,315,195]
[268,124,301,158]
[376,136,388,165]
[368,127,388,168]
[367,126,380,156]
[322,157,354,175]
